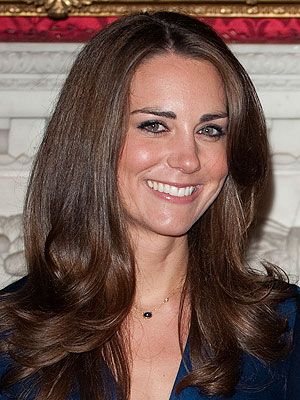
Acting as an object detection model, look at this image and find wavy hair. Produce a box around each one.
[0,12,294,399]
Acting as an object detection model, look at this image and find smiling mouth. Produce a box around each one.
[146,180,197,197]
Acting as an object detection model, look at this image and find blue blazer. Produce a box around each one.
[1,278,299,399]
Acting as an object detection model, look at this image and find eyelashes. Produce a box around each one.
[137,120,167,134]
[137,119,226,139]
[198,124,226,139]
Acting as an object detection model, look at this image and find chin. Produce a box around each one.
[149,222,195,238]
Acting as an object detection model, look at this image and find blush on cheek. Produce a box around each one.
[134,149,154,166]
[121,137,157,171]
[204,154,228,182]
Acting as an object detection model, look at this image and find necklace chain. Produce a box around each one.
[133,285,183,320]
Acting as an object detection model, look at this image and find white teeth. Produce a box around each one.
[178,188,185,197]
[169,186,178,196]
[146,180,196,197]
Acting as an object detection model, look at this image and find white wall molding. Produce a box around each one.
[0,214,25,287]
[1,44,300,92]
[248,219,300,283]
[240,52,300,75]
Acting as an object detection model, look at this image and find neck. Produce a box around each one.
[130,229,188,308]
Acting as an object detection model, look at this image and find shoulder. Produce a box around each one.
[277,283,299,319]
[0,277,28,397]
[285,285,300,398]
[236,284,300,399]
[0,276,27,295]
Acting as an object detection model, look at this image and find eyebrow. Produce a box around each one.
[131,108,228,122]
[131,108,176,119]
[199,112,228,123]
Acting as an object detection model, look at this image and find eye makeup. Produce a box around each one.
[137,120,168,134]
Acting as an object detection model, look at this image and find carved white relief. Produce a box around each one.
[235,47,300,75]
[248,219,300,283]
[0,154,33,170]
[0,129,8,155]
[0,49,77,74]
[0,215,26,286]
[0,44,79,92]
[252,78,300,91]
[0,44,298,76]
[0,44,300,91]
[269,118,300,170]
[0,77,66,91]
[272,154,300,170]
[0,214,299,289]
[0,118,44,171]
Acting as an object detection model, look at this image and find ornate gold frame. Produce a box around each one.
[0,0,299,20]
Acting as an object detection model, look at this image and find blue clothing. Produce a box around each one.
[0,279,299,399]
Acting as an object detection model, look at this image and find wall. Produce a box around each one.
[0,43,299,288]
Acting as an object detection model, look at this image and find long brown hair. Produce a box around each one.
[0,12,294,399]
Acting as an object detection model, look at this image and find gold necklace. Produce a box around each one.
[133,285,182,319]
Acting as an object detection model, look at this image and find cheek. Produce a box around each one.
[119,138,158,178]
[217,155,228,178]
[203,146,228,180]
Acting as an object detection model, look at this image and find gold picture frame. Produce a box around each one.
[0,0,299,20]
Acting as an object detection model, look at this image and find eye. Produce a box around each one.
[198,124,226,140]
[137,120,168,134]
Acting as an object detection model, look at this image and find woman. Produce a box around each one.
[0,11,299,400]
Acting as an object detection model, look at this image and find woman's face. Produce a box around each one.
[118,53,228,238]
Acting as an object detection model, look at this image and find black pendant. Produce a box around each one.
[143,311,153,319]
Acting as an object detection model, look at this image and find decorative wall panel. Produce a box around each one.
[0,0,299,19]
[1,17,300,42]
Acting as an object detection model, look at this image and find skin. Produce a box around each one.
[119,55,228,239]
[118,53,228,400]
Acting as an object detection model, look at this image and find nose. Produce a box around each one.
[166,133,201,174]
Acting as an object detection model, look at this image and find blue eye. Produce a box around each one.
[137,120,167,134]
[198,124,226,139]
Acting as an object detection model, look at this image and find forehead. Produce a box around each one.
[129,53,226,112]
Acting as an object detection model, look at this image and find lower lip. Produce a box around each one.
[146,184,203,204]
